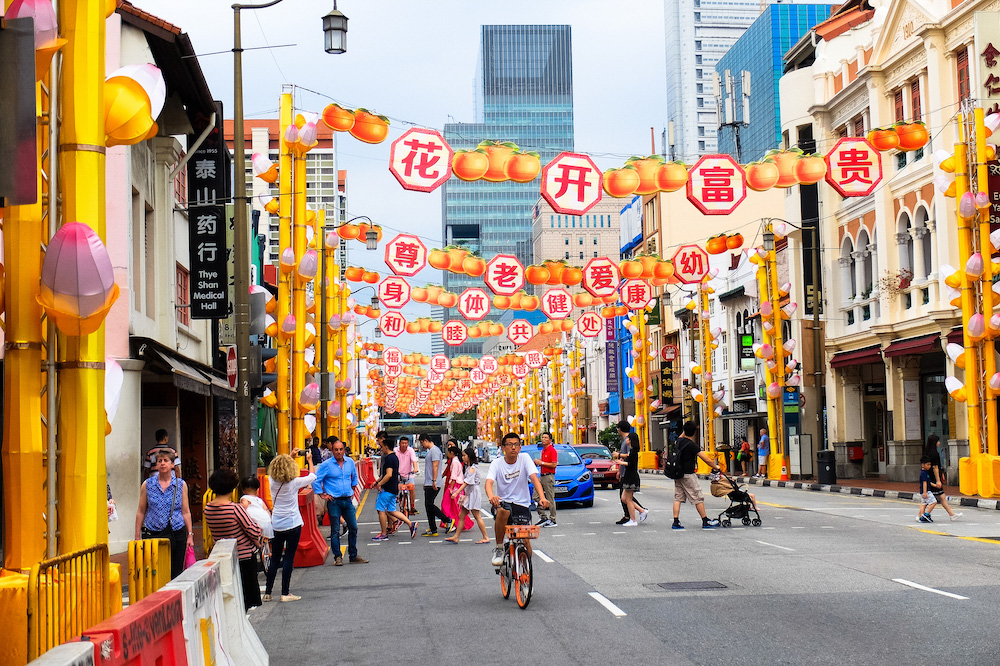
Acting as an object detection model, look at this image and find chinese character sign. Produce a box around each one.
[606,343,619,387]
[976,13,1000,114]
[479,355,498,374]
[379,311,406,338]
[524,350,545,368]
[511,362,529,379]
[470,368,487,384]
[378,276,411,309]
[458,287,491,320]
[484,254,525,296]
[824,137,882,197]
[441,320,468,346]
[670,244,709,284]
[619,279,653,310]
[384,233,428,277]
[576,312,603,337]
[507,319,534,345]
[582,257,620,298]
[388,128,453,192]
[540,152,604,215]
[187,103,229,318]
[384,363,403,378]
[686,154,747,215]
[383,347,403,367]
[430,354,450,373]
[540,288,573,319]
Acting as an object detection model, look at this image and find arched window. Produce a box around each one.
[857,229,874,297]
[896,212,913,277]
[914,205,931,280]
[841,236,856,301]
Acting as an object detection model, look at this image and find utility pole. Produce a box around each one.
[715,69,750,163]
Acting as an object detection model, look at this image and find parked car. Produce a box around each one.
[574,444,618,489]
[527,444,594,507]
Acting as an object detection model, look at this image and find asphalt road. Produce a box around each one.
[249,467,1000,665]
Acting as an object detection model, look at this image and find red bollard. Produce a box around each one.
[293,470,330,567]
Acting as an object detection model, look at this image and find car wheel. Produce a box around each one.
[581,499,594,508]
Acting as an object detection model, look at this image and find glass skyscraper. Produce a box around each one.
[442,25,574,355]
[715,4,835,162]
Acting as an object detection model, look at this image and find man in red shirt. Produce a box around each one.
[533,432,559,527]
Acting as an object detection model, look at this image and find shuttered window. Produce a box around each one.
[958,47,971,102]
[894,89,905,123]
[911,80,921,121]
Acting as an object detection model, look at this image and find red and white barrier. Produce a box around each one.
[161,559,233,665]
[205,540,268,666]
[26,642,95,666]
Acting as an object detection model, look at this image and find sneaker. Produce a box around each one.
[615,517,630,525]
[262,594,272,602]
[923,513,934,523]
[622,520,638,527]
[703,519,720,528]
[280,594,301,602]
[409,521,419,539]
[421,530,439,537]
[372,533,388,541]
[672,522,684,530]
[349,557,369,564]
[542,520,556,528]
[918,515,930,523]
[333,556,343,566]
[951,512,964,522]
[491,547,504,567]
[535,518,548,526]
[341,523,349,536]
[637,510,649,524]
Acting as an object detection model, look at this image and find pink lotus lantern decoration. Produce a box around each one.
[280,314,296,339]
[251,152,278,183]
[297,249,318,282]
[6,0,68,81]
[105,64,166,147]
[280,248,296,274]
[298,383,320,412]
[767,382,781,399]
[38,222,120,336]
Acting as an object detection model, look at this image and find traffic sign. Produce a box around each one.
[226,346,237,389]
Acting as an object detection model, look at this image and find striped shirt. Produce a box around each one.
[203,502,262,561]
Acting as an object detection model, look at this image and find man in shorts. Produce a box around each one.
[671,421,721,530]
[394,435,419,515]
[485,432,550,566]
[373,438,418,540]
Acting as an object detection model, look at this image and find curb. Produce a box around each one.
[637,467,1000,511]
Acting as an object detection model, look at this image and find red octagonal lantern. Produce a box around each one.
[384,233,428,277]
[457,287,491,321]
[576,311,603,337]
[506,319,534,346]
[388,128,453,193]
[470,368,487,384]
[541,151,604,215]
[686,154,747,215]
[620,279,653,310]
[582,257,620,298]
[511,362,529,378]
[484,254,525,296]
[524,349,546,369]
[441,320,468,346]
[824,136,882,197]
[379,311,406,337]
[540,287,573,320]
[671,243,709,285]
[382,346,403,366]
[479,355,498,374]
[377,276,411,309]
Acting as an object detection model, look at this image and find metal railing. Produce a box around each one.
[128,538,171,605]
[27,544,112,660]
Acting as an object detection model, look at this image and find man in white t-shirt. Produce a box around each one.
[485,432,550,566]
[394,436,419,515]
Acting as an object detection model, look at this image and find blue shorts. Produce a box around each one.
[375,490,398,513]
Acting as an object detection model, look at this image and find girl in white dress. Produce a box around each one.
[445,447,491,544]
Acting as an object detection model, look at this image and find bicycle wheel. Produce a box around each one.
[500,544,512,599]
[514,544,533,609]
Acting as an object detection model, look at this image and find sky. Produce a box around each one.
[137,0,669,354]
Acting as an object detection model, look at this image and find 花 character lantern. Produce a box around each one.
[388,128,453,192]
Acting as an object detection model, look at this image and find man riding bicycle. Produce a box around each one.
[394,435,419,515]
[485,432,550,567]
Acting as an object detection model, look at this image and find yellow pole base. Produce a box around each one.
[697,452,720,475]
[959,455,1000,498]
[638,450,659,470]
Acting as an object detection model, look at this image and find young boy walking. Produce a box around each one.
[917,456,937,523]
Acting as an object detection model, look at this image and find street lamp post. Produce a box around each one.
[232,1,346,475]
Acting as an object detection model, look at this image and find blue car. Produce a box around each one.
[527,444,595,508]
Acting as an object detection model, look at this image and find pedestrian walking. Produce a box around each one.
[134,449,193,580]
[313,439,368,565]
[418,434,451,536]
[614,421,646,525]
[532,432,558,527]
[143,429,181,480]
[917,456,938,523]
[738,435,752,476]
[204,469,263,610]
[671,421,721,530]
[263,449,316,602]
[620,432,648,526]
[756,428,769,477]
[442,442,473,533]
[924,434,961,521]
[445,447,491,544]
[373,438,418,540]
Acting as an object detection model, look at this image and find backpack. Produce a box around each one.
[662,444,686,480]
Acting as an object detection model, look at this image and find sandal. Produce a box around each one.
[444,537,459,544]
[476,538,490,544]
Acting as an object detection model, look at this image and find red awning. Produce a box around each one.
[946,328,963,345]
[830,345,882,368]
[883,334,941,358]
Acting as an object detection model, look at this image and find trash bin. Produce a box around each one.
[816,449,836,484]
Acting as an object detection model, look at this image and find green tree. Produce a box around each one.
[450,407,477,443]
[598,424,621,453]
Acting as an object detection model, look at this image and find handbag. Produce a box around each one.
[184,545,196,569]
[141,478,179,539]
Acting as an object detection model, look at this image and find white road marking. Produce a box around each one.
[755,540,795,552]
[553,534,566,538]
[589,592,627,617]
[582,532,597,536]
[612,531,626,534]
[791,526,805,529]
[892,578,969,600]
[820,526,835,529]
[534,550,554,563]
[429,540,443,543]
[589,521,603,524]
[596,497,610,502]
[762,526,776,530]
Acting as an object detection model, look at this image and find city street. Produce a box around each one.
[249,471,1000,665]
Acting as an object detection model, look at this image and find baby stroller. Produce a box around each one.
[710,472,761,527]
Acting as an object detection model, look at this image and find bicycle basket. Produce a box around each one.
[505,524,540,539]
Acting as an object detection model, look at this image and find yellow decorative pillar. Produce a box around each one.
[276,93,292,453]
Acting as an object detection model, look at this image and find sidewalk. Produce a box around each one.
[638,468,1000,510]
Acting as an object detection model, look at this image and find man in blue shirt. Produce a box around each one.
[756,428,770,478]
[313,440,368,566]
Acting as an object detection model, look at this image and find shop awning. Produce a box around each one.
[150,348,212,396]
[203,370,237,399]
[883,333,941,358]
[947,327,963,345]
[717,411,768,420]
[717,286,745,303]
[830,345,883,368]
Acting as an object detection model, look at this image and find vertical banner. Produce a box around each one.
[188,102,230,319]
[606,342,619,387]
[975,12,1000,115]
[605,317,615,342]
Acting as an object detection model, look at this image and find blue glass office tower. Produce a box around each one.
[442,25,574,355]
[715,4,834,162]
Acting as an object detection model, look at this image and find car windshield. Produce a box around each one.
[576,446,611,460]
[557,450,582,466]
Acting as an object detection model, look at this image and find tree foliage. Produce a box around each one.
[450,407,477,442]
[598,424,620,452]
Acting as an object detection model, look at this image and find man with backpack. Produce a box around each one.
[664,421,721,529]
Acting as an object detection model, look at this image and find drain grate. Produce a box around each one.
[657,581,728,591]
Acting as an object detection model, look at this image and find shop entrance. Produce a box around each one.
[863,400,887,476]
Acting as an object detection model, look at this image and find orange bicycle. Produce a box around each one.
[496,524,538,609]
